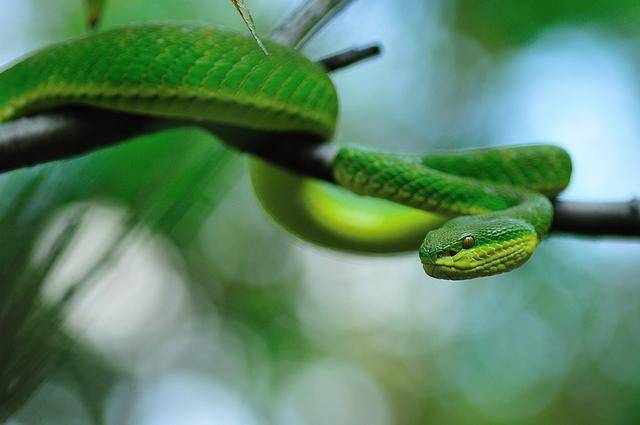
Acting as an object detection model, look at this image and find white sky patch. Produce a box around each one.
[276,360,391,425]
[0,1,34,64]
[107,372,259,425]
[487,27,640,200]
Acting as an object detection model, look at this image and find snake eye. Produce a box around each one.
[462,236,475,249]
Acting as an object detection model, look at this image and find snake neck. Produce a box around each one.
[333,147,555,238]
[333,146,568,279]
[419,144,571,198]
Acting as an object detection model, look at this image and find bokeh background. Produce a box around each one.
[1,0,640,423]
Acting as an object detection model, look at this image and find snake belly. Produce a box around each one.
[0,23,572,280]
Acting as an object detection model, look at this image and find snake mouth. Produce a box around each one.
[420,249,468,280]
[420,235,539,280]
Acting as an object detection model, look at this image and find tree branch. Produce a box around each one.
[552,199,640,237]
[0,0,637,239]
[0,0,362,174]
[317,45,381,71]
[0,43,376,174]
[0,108,184,173]
[270,0,356,48]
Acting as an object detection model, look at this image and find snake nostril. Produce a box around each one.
[448,250,458,257]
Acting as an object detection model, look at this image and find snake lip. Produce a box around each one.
[420,248,463,278]
[421,259,458,280]
[421,261,437,278]
[421,254,452,275]
[424,236,538,280]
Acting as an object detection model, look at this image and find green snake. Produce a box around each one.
[0,23,572,280]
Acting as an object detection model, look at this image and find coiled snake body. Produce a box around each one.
[0,23,572,280]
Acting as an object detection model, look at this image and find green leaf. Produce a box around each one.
[454,0,640,50]
[0,130,240,418]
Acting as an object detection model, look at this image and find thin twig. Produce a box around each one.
[270,0,356,48]
[317,45,381,71]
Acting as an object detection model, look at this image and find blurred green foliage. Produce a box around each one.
[453,0,640,49]
[1,0,640,424]
[0,127,239,420]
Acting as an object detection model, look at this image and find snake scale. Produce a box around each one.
[0,23,572,280]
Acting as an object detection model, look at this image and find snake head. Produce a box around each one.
[418,215,539,280]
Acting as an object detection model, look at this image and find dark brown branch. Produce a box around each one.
[318,45,381,71]
[552,199,640,237]
[0,109,638,239]
[0,0,637,239]
[0,108,184,173]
